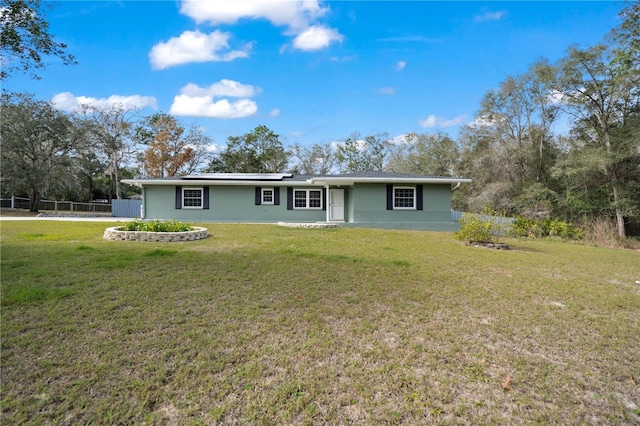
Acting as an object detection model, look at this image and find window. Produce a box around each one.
[294,189,322,209]
[394,187,415,209]
[183,188,203,208]
[262,188,274,205]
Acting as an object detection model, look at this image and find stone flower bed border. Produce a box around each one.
[278,222,341,229]
[103,226,208,242]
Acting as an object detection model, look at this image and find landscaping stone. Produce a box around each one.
[469,241,510,250]
[103,226,208,242]
[278,222,341,229]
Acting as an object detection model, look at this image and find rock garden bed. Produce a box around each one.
[103,226,208,242]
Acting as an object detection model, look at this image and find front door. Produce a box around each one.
[329,188,344,221]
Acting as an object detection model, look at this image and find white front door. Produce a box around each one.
[329,188,344,221]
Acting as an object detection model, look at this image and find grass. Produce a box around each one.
[1,221,639,425]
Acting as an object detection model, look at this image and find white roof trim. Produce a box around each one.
[182,173,292,180]
[122,175,472,188]
[122,179,314,187]
[306,177,472,185]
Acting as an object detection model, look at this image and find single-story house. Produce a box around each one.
[122,171,471,231]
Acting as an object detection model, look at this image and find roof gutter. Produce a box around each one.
[121,179,312,187]
[306,177,472,185]
[123,176,473,188]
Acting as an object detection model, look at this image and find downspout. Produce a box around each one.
[452,182,461,191]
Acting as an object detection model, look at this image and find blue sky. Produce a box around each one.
[5,1,627,149]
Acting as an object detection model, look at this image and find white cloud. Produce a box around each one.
[292,25,343,51]
[180,80,260,98]
[169,80,259,119]
[396,61,406,71]
[179,0,341,52]
[149,30,251,70]
[419,114,468,128]
[474,10,507,22]
[180,0,327,31]
[269,109,281,117]
[378,87,396,95]
[170,96,257,119]
[51,92,157,111]
[206,143,223,153]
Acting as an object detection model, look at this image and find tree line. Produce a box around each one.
[1,2,638,237]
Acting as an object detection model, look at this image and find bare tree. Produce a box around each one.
[80,103,139,200]
[288,142,337,174]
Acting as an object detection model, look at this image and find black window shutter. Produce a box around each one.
[203,187,209,210]
[386,184,393,210]
[416,185,423,210]
[322,188,327,211]
[287,187,293,210]
[255,187,261,205]
[274,187,280,205]
[175,186,182,209]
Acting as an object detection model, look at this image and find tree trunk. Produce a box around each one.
[29,189,41,212]
[113,155,122,199]
[612,183,627,238]
[603,128,626,238]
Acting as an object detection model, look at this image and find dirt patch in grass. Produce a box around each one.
[1,222,639,424]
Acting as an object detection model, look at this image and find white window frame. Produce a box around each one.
[182,187,203,209]
[261,187,274,205]
[393,186,416,210]
[293,189,323,210]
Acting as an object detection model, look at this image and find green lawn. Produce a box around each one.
[1,221,639,425]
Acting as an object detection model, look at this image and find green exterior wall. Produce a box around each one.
[346,183,458,231]
[143,185,326,223]
[141,182,459,231]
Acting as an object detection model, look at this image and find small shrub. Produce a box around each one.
[119,219,192,232]
[509,216,582,239]
[454,209,508,244]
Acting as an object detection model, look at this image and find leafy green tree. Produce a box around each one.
[458,60,564,217]
[457,123,517,213]
[336,132,393,172]
[71,151,107,202]
[0,92,85,211]
[552,42,639,237]
[387,131,460,177]
[478,63,560,186]
[611,1,640,70]
[206,125,289,173]
[0,0,76,80]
